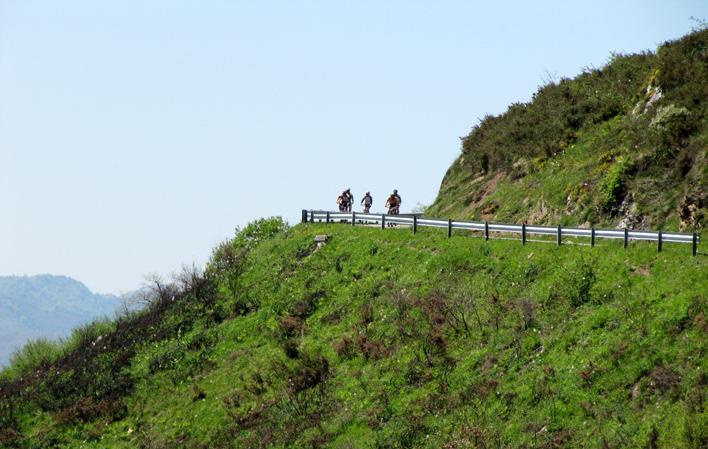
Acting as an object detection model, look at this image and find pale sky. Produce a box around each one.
[1,1,705,293]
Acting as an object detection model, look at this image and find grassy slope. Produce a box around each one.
[427,29,707,231]
[3,27,708,449]
[3,222,706,448]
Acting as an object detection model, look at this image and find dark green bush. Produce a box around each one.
[656,28,708,113]
[458,53,655,175]
[598,156,631,212]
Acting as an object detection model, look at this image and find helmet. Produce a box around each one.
[366,191,370,195]
[393,189,398,194]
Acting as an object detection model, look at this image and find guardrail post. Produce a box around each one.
[557,225,561,246]
[522,223,526,245]
[624,228,628,249]
[693,233,698,256]
[302,209,308,223]
[310,210,315,223]
[591,227,595,247]
[326,211,330,223]
[352,212,356,226]
[484,221,489,241]
[657,230,662,252]
[447,219,452,238]
[381,214,385,230]
[413,215,417,234]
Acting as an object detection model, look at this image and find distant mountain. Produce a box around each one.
[0,274,121,366]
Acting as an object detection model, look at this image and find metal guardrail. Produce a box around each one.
[302,209,701,256]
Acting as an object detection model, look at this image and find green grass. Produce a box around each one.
[2,221,706,448]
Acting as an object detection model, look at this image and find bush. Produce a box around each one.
[278,353,331,418]
[207,217,290,305]
[208,216,291,278]
[61,319,115,354]
[598,156,631,212]
[548,258,596,308]
[0,378,19,434]
[656,28,708,113]
[332,336,356,360]
[7,338,63,378]
[233,217,289,251]
[650,104,694,158]
[457,52,655,175]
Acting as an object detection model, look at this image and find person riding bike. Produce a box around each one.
[336,192,350,213]
[344,188,354,212]
[393,189,401,210]
[384,192,400,227]
[360,192,373,213]
[385,192,399,215]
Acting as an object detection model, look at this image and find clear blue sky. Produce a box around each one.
[1,1,705,294]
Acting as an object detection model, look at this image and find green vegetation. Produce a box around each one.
[427,28,707,231]
[1,219,706,448]
[2,28,707,449]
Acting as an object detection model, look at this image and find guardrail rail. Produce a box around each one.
[302,209,701,256]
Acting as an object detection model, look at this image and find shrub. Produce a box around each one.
[279,353,331,418]
[355,334,388,360]
[277,316,304,340]
[7,338,63,378]
[186,328,218,351]
[61,319,115,354]
[282,339,300,359]
[148,343,183,374]
[598,156,631,212]
[0,379,18,433]
[650,104,694,159]
[518,298,537,329]
[457,52,655,175]
[548,258,596,308]
[206,217,289,295]
[54,396,126,424]
[656,28,708,112]
[333,336,356,360]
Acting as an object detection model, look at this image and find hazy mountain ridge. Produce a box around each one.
[0,275,121,366]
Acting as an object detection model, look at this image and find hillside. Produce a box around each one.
[427,28,707,231]
[1,219,706,449]
[2,28,708,449]
[0,275,121,366]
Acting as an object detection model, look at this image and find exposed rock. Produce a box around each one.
[678,191,704,230]
[631,382,641,401]
[462,172,505,216]
[528,198,558,224]
[510,157,530,179]
[645,85,663,110]
[482,203,498,215]
[616,193,644,229]
[631,83,663,117]
[314,235,330,250]
[564,182,590,215]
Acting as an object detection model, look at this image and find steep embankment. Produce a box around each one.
[1,220,706,449]
[427,29,707,232]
